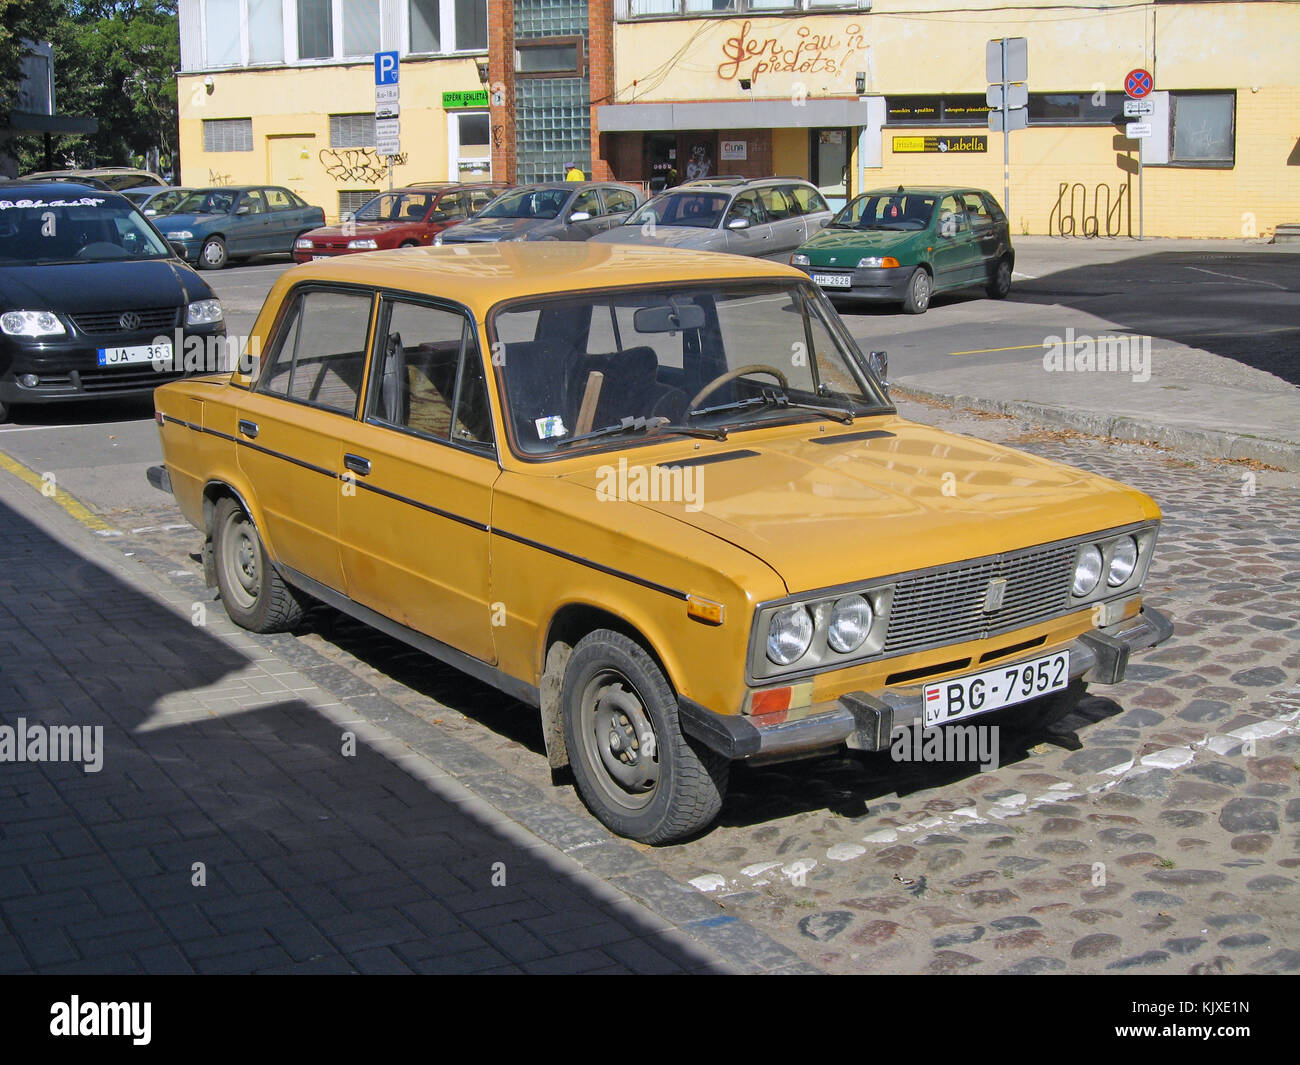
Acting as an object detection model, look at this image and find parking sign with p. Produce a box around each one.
[375,51,399,85]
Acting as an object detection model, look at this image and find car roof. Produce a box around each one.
[0,181,127,200]
[861,186,985,196]
[280,243,804,316]
[679,176,817,189]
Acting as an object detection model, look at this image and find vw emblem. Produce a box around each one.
[119,312,142,331]
[982,577,1008,613]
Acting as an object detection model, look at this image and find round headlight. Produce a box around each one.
[1107,536,1138,586]
[828,594,873,654]
[1072,545,1103,597]
[766,605,814,666]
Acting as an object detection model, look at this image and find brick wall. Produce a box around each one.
[588,0,614,180]
[604,131,643,182]
[487,0,516,183]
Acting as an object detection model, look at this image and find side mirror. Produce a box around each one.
[235,205,250,215]
[568,211,591,222]
[168,240,188,257]
[427,210,449,223]
[727,216,750,230]
[868,350,890,390]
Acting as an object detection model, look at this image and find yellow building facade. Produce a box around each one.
[600,1,1299,239]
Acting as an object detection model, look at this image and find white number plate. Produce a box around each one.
[812,273,852,288]
[924,651,1070,727]
[97,343,172,367]
[312,254,328,260]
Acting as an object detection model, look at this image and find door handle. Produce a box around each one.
[238,419,259,438]
[343,453,371,476]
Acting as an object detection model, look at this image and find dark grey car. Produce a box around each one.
[435,182,642,244]
[591,177,833,258]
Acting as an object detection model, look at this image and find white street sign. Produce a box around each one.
[986,83,1028,109]
[1124,99,1154,117]
[989,107,1028,132]
[986,37,1028,83]
[375,102,399,120]
[1126,122,1152,138]
[376,117,401,155]
[375,85,399,107]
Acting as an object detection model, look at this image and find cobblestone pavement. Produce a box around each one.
[77,398,1300,975]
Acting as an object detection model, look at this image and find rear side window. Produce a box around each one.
[258,288,374,415]
[758,186,796,221]
[789,185,829,215]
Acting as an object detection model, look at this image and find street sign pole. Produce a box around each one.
[1001,45,1009,219]
[1124,69,1153,241]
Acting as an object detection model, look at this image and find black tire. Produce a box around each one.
[986,256,1012,299]
[561,629,728,844]
[901,266,932,314]
[398,239,419,248]
[198,236,228,270]
[211,496,304,633]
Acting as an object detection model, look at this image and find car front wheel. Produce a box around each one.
[561,629,728,844]
[199,236,228,270]
[901,266,932,314]
[211,496,304,633]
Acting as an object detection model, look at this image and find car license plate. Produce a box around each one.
[812,273,852,288]
[923,651,1070,727]
[97,343,172,368]
[312,254,328,260]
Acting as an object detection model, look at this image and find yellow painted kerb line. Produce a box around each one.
[949,343,1047,356]
[0,452,113,532]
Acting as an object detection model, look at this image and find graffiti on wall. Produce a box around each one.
[717,21,866,81]
[207,169,232,186]
[319,148,408,184]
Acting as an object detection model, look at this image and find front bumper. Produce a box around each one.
[0,323,227,406]
[796,264,913,301]
[678,606,1174,761]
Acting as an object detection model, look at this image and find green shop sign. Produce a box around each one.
[442,90,489,109]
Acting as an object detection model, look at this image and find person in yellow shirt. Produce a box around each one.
[565,163,585,181]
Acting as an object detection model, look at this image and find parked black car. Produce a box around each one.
[0,183,226,422]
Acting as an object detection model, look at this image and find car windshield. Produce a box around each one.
[477,189,568,220]
[172,189,238,215]
[490,280,889,457]
[352,192,435,223]
[625,192,731,230]
[0,195,172,265]
[831,193,937,231]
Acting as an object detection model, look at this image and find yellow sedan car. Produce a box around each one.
[147,243,1172,843]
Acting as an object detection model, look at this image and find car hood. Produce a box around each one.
[0,259,209,313]
[558,417,1157,594]
[593,225,723,248]
[155,213,226,232]
[305,222,408,239]
[801,228,918,260]
[442,217,551,242]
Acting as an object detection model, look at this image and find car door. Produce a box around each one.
[230,189,273,255]
[789,184,833,241]
[757,185,805,253]
[336,294,498,662]
[929,193,979,291]
[721,189,774,255]
[235,284,375,592]
[563,187,605,240]
[264,187,302,251]
[961,191,1002,280]
[598,186,638,232]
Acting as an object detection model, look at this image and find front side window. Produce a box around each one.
[937,194,968,235]
[258,288,373,416]
[478,188,568,220]
[489,280,887,458]
[174,189,238,214]
[355,192,435,222]
[369,299,493,448]
[626,192,729,229]
[570,189,602,217]
[726,190,765,226]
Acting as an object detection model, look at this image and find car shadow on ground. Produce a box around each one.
[4,395,155,427]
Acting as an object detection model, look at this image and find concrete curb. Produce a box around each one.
[893,384,1300,472]
[0,459,819,975]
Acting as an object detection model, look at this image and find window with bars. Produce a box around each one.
[203,118,254,151]
[330,113,376,147]
[339,189,379,219]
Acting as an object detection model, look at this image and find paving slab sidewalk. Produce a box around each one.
[0,467,815,975]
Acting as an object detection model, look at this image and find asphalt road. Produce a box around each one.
[1,238,1295,519]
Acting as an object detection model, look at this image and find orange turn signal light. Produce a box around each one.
[750,687,792,715]
[882,257,900,268]
[686,595,725,625]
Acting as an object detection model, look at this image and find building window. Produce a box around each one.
[201,0,284,67]
[330,113,376,147]
[886,95,990,126]
[1170,92,1235,167]
[515,37,584,78]
[621,0,866,15]
[203,118,254,151]
[298,0,333,59]
[205,0,241,66]
[408,0,487,54]
[339,189,379,219]
[342,0,381,57]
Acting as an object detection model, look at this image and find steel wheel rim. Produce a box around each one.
[203,241,224,266]
[219,513,260,611]
[577,668,660,812]
[915,271,931,308]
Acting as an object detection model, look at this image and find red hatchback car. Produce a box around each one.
[292,183,509,262]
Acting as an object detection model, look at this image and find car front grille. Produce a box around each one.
[883,543,1077,656]
[71,307,179,334]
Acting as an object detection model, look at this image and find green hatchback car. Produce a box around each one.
[790,186,1014,314]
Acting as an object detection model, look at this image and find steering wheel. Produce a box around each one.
[688,364,790,411]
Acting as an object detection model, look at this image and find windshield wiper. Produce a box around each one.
[553,415,728,449]
[689,388,856,425]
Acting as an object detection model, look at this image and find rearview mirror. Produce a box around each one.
[634,302,706,333]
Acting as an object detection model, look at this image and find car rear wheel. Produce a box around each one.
[199,236,228,270]
[901,267,932,314]
[399,240,419,248]
[561,629,728,844]
[987,256,1013,299]
[212,496,304,633]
